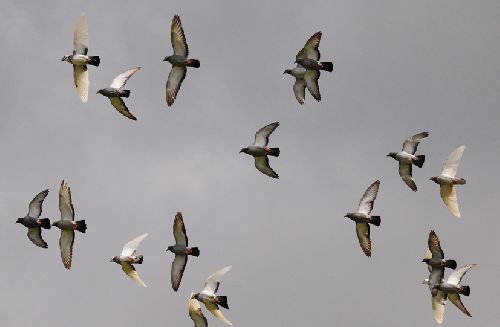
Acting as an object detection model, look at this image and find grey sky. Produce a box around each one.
[0,0,499,326]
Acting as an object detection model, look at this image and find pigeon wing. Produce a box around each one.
[304,70,321,102]
[28,189,49,218]
[166,66,187,106]
[173,212,188,246]
[399,162,417,191]
[59,229,74,269]
[188,295,208,327]
[59,180,75,221]
[73,13,89,55]
[204,302,232,326]
[254,156,279,179]
[171,15,188,57]
[297,31,321,61]
[254,122,279,146]
[293,78,305,105]
[357,180,380,215]
[27,227,48,248]
[429,266,445,297]
[402,132,429,154]
[425,248,433,273]
[171,254,187,291]
[441,145,466,178]
[202,266,232,294]
[121,262,147,287]
[428,230,444,259]
[447,264,477,285]
[73,65,89,103]
[109,97,137,121]
[110,67,140,89]
[448,293,471,317]
[431,291,447,324]
[355,222,371,257]
[440,184,461,218]
[121,233,148,257]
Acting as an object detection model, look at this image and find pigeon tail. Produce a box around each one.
[75,220,87,233]
[136,255,144,264]
[461,285,470,296]
[319,62,333,72]
[446,259,457,270]
[187,59,200,68]
[216,296,229,309]
[39,218,51,229]
[369,216,381,226]
[120,90,131,98]
[413,155,425,168]
[188,247,200,257]
[268,148,280,157]
[453,178,466,185]
[88,56,100,67]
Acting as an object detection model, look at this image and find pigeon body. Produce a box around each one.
[344,180,381,257]
[240,122,280,179]
[430,145,466,217]
[164,15,200,106]
[111,233,148,287]
[434,264,476,317]
[166,212,200,292]
[16,189,51,248]
[294,31,333,73]
[194,266,233,325]
[52,180,86,270]
[387,132,428,191]
[97,67,141,120]
[61,13,100,103]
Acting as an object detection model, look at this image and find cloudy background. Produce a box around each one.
[0,0,499,326]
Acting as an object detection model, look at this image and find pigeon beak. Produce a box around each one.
[163,57,168,61]
[60,57,65,61]
[109,258,114,262]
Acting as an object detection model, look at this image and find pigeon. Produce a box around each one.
[96,67,141,120]
[193,266,233,325]
[61,13,100,103]
[16,189,51,248]
[433,264,477,317]
[294,31,333,73]
[422,252,447,324]
[164,15,200,107]
[111,233,148,287]
[189,292,208,327]
[430,145,466,218]
[387,132,429,191]
[166,212,200,291]
[240,122,280,179]
[344,180,381,257]
[52,180,87,269]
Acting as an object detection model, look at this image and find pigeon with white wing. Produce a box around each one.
[110,233,148,287]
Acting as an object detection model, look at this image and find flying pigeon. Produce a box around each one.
[164,15,200,107]
[61,13,100,103]
[422,251,447,324]
[430,145,466,218]
[16,189,51,248]
[189,292,208,327]
[166,212,200,291]
[52,180,87,269]
[111,233,148,287]
[295,31,333,73]
[96,67,141,120]
[387,131,429,191]
[344,180,381,257]
[240,122,280,179]
[193,266,233,325]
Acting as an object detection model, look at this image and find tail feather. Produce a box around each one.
[216,295,229,309]
[453,178,466,185]
[461,285,470,296]
[188,247,200,257]
[88,56,100,67]
[370,216,381,226]
[413,155,425,168]
[75,220,87,233]
[319,61,333,72]
[187,59,200,68]
[446,259,457,270]
[268,148,280,157]
[39,218,51,229]
[121,90,131,98]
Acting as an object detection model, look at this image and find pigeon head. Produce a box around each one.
[96,89,104,95]
[386,152,397,159]
[110,256,119,263]
[163,55,173,63]
[422,278,430,285]
[283,69,292,75]
[422,258,431,264]
[52,221,59,227]
[429,176,439,183]
[61,55,70,62]
[166,246,174,252]
[193,293,200,300]
[344,213,353,219]
[15,218,23,224]
[239,148,249,154]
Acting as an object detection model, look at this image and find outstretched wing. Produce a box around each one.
[357,180,380,215]
[173,212,188,246]
[28,189,49,218]
[296,31,321,61]
[121,262,147,287]
[166,66,187,106]
[59,180,75,221]
[428,230,444,259]
[73,13,89,55]
[304,70,321,102]
[188,295,208,327]
[447,264,477,285]
[121,233,148,257]
[73,65,89,103]
[431,291,447,324]
[254,156,279,179]
[27,227,48,248]
[440,184,461,218]
[59,229,75,270]
[399,162,417,191]
[110,67,140,89]
[402,132,429,154]
[441,145,466,178]
[293,78,305,105]
[254,122,279,146]
[448,293,471,317]
[171,254,188,291]
[205,302,232,325]
[355,222,371,257]
[171,15,188,57]
[202,266,232,294]
[109,97,137,121]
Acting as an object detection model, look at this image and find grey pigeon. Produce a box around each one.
[294,31,333,73]
[240,122,280,179]
[344,180,381,257]
[189,292,208,327]
[387,131,429,191]
[194,266,233,325]
[164,15,200,107]
[96,67,141,120]
[430,145,466,218]
[433,264,476,318]
[111,233,148,287]
[16,189,51,248]
[61,13,100,103]
[166,212,200,292]
[52,179,87,270]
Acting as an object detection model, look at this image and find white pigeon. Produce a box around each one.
[110,233,148,287]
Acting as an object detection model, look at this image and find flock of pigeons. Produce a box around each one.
[14,11,477,327]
